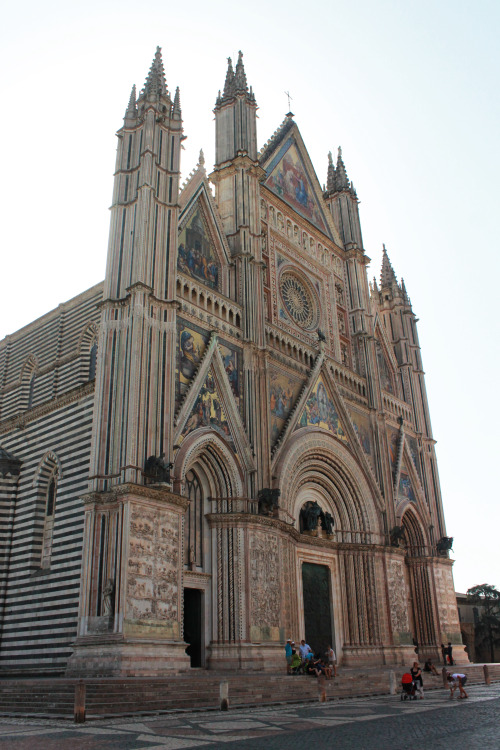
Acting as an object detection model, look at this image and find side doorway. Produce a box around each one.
[183,588,203,668]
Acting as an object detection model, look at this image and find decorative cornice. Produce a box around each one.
[81,482,189,511]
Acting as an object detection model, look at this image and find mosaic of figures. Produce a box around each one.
[177,205,220,290]
[177,322,209,397]
[269,368,304,445]
[349,409,372,458]
[219,341,242,415]
[265,138,327,233]
[407,435,422,481]
[297,376,349,444]
[398,464,416,503]
[180,369,236,451]
[376,341,394,394]
[387,426,400,472]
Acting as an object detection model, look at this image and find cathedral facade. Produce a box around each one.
[0,49,465,675]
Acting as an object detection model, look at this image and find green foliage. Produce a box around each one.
[466,584,500,662]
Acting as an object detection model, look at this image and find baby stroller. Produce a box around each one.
[400,673,417,700]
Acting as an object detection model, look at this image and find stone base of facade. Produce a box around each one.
[341,645,418,667]
[208,643,284,671]
[66,636,190,677]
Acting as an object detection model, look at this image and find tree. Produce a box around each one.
[466,584,500,663]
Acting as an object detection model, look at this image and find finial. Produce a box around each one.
[335,146,349,191]
[142,46,168,99]
[328,151,333,165]
[198,149,205,168]
[234,50,248,93]
[327,150,336,191]
[380,244,398,288]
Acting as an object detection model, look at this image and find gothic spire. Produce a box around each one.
[335,146,350,191]
[327,151,335,192]
[380,244,398,288]
[223,56,235,99]
[142,46,168,99]
[234,50,248,93]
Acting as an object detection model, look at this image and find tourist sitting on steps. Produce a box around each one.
[423,658,438,676]
[290,649,302,674]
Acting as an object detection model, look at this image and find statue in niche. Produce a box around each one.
[258,488,280,516]
[144,453,173,484]
[337,312,346,335]
[335,283,345,306]
[188,545,196,570]
[277,213,284,231]
[102,578,115,617]
[390,525,406,547]
[321,511,335,535]
[300,500,323,531]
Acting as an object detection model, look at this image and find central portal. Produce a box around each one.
[302,562,334,656]
[183,588,202,667]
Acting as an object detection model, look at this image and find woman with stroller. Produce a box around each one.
[410,661,424,699]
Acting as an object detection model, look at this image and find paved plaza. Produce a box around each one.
[0,683,499,749]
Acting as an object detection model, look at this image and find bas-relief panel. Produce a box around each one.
[349,409,372,458]
[126,506,179,622]
[180,369,236,451]
[269,368,304,445]
[434,566,461,632]
[297,375,349,445]
[388,559,410,637]
[177,205,220,290]
[265,138,327,233]
[249,530,281,631]
[398,464,416,503]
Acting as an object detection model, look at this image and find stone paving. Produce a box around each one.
[0,683,499,749]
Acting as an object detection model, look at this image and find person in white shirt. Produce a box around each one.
[447,672,468,699]
[299,639,312,665]
[326,645,337,677]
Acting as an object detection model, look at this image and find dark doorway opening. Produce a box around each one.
[302,562,334,657]
[183,588,202,667]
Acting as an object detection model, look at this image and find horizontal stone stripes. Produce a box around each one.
[0,391,93,672]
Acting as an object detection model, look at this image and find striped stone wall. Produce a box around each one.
[0,284,102,674]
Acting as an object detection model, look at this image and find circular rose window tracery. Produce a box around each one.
[280,271,318,330]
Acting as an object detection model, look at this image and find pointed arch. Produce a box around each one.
[20,354,39,410]
[401,506,428,557]
[78,323,99,382]
[32,451,62,569]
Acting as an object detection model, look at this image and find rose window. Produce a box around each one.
[280,272,318,329]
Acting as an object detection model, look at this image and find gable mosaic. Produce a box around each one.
[178,205,220,290]
[297,375,348,444]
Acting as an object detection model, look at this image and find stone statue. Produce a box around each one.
[317,329,326,342]
[436,536,453,554]
[389,525,405,547]
[300,501,322,532]
[102,578,115,617]
[321,511,335,535]
[258,488,280,516]
[144,453,173,484]
[188,545,195,570]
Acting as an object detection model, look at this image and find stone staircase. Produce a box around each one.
[0,664,498,720]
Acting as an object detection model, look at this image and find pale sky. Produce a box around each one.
[1,0,498,593]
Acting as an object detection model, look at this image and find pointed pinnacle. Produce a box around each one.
[380,244,398,288]
[335,146,350,191]
[223,56,235,98]
[173,86,181,116]
[198,149,205,168]
[327,150,336,191]
[143,46,168,98]
[125,84,137,118]
[234,50,248,93]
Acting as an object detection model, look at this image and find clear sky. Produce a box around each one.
[1,0,498,593]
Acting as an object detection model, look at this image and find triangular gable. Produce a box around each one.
[271,352,384,510]
[261,125,341,244]
[375,322,398,395]
[296,373,349,445]
[395,439,430,525]
[174,333,254,472]
[178,180,232,292]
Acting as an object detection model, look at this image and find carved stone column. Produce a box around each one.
[67,483,190,676]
